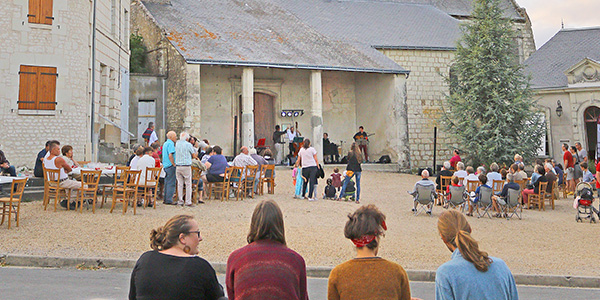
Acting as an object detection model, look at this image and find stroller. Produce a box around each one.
[574,182,599,223]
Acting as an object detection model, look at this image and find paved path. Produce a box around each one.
[0,266,598,299]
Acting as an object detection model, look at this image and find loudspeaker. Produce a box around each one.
[378,155,391,164]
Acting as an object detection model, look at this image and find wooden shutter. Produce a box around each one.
[28,0,40,23]
[38,67,57,110]
[41,0,53,25]
[18,65,38,110]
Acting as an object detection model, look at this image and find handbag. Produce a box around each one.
[317,164,325,179]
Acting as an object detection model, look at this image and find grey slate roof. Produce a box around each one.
[276,0,461,50]
[141,0,408,74]
[523,27,600,89]
[337,0,524,20]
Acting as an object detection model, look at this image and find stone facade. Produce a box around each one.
[0,0,129,167]
[381,49,455,168]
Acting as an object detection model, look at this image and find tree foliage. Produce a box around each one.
[441,0,545,167]
[130,33,149,73]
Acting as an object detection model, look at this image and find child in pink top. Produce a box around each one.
[331,167,342,191]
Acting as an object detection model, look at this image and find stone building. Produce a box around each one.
[131,0,534,169]
[524,27,600,164]
[0,0,130,167]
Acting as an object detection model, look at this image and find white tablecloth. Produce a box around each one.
[0,176,27,184]
[69,167,116,176]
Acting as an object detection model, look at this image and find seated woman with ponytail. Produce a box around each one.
[327,204,413,300]
[129,215,225,300]
[436,210,518,300]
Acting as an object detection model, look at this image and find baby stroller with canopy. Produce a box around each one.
[574,182,599,223]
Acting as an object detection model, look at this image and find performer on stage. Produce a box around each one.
[286,122,301,157]
[273,125,286,165]
[353,126,369,162]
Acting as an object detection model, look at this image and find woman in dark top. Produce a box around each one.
[521,165,547,205]
[337,142,363,203]
[129,215,224,300]
[204,146,228,182]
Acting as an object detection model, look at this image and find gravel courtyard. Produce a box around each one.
[2,167,599,277]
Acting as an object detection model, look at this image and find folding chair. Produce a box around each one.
[514,179,527,204]
[0,178,28,229]
[503,188,522,220]
[446,185,467,212]
[477,186,494,218]
[436,175,452,205]
[528,181,548,211]
[412,184,435,216]
[75,170,101,213]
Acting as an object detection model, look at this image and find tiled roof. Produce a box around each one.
[524,27,600,89]
[141,0,408,74]
[337,0,524,20]
[276,0,462,50]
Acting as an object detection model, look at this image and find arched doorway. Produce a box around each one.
[584,106,600,161]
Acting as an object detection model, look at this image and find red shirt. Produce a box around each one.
[450,155,461,169]
[596,161,600,189]
[563,151,574,168]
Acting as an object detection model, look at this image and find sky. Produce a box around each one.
[517,0,600,48]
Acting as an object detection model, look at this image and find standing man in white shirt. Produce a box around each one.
[575,142,588,163]
[175,132,198,206]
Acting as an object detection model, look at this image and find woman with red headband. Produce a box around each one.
[327,204,412,300]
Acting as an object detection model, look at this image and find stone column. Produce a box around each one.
[241,68,254,148]
[310,70,323,163]
[395,74,410,169]
[184,64,201,133]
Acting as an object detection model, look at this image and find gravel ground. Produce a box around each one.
[2,167,599,277]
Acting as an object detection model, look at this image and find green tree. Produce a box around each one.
[130,33,149,73]
[442,0,545,166]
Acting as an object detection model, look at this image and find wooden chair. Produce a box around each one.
[139,167,162,209]
[528,181,548,211]
[110,169,141,215]
[191,165,202,204]
[545,180,557,210]
[492,180,505,195]
[559,172,567,198]
[224,166,243,201]
[242,165,259,199]
[43,166,73,211]
[436,176,452,205]
[101,166,130,208]
[0,178,28,229]
[465,180,480,194]
[75,170,102,213]
[220,167,238,201]
[259,164,275,195]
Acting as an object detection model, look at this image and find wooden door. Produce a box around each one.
[253,93,275,149]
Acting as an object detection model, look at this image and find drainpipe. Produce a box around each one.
[90,0,98,160]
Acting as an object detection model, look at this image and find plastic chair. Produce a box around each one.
[0,178,28,229]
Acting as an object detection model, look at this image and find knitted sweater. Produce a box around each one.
[327,257,411,300]
[226,239,309,300]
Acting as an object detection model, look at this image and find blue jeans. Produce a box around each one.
[163,166,176,203]
[339,171,361,201]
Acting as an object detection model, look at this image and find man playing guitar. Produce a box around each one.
[353,126,369,162]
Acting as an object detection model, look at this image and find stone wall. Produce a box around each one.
[381,49,456,169]
[0,0,129,167]
[129,74,166,143]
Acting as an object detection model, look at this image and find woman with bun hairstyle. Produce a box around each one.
[327,204,412,300]
[129,215,225,300]
[435,210,518,300]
